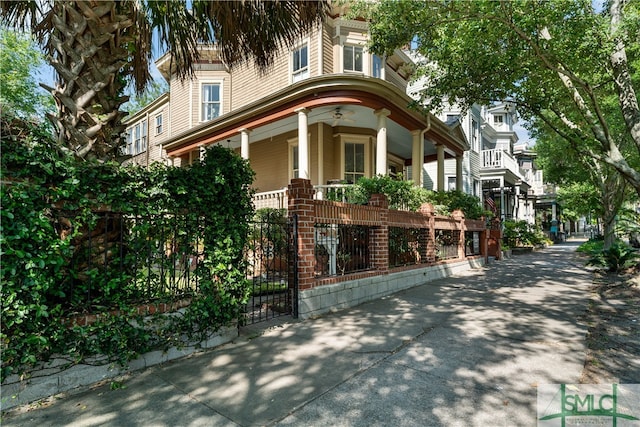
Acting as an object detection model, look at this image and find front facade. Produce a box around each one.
[123,8,468,202]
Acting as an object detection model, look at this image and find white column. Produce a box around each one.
[455,154,463,191]
[411,129,424,186]
[375,108,390,176]
[436,144,445,192]
[240,128,251,160]
[295,108,310,180]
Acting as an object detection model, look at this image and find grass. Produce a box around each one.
[250,280,288,296]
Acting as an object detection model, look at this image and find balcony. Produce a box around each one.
[480,149,526,180]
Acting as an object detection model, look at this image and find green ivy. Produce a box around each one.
[1,116,255,382]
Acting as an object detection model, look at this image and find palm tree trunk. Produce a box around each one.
[42,0,133,162]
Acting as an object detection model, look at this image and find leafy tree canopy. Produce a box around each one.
[358,0,640,196]
[0,27,54,121]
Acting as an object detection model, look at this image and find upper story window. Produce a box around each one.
[141,119,147,152]
[134,123,141,154]
[155,113,163,135]
[292,43,309,82]
[201,83,221,122]
[493,114,504,126]
[343,45,363,73]
[372,54,383,78]
[471,119,479,152]
[125,129,133,155]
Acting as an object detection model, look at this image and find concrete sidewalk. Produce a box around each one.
[2,241,593,426]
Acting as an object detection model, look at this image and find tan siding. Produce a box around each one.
[169,79,191,136]
[322,24,334,74]
[248,135,290,192]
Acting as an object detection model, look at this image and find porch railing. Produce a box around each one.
[480,149,526,179]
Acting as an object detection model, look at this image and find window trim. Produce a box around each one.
[337,134,371,183]
[155,113,163,136]
[343,44,364,73]
[199,81,222,123]
[291,39,310,83]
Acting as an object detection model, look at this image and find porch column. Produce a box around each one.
[295,108,310,180]
[455,154,463,191]
[240,128,251,160]
[375,108,390,176]
[436,143,445,192]
[411,129,424,187]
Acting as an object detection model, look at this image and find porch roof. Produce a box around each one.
[163,74,468,159]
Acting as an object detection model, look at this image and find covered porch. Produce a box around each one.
[163,75,468,202]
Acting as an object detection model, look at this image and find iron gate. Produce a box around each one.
[241,211,298,325]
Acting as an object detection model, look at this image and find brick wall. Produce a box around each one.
[287,179,489,318]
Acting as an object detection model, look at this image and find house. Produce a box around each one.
[123,6,469,206]
[414,99,534,222]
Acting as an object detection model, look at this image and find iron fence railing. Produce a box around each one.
[314,223,371,277]
[435,229,461,261]
[389,227,429,267]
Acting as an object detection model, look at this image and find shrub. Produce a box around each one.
[586,241,639,273]
[502,219,548,248]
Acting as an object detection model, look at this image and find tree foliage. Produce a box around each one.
[360,0,640,196]
[1,0,330,161]
[0,28,54,120]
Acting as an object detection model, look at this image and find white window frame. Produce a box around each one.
[493,114,504,125]
[291,40,309,83]
[337,134,371,183]
[134,123,141,155]
[287,137,311,181]
[200,81,222,122]
[343,44,364,73]
[155,113,163,135]
[141,119,147,152]
[471,118,479,152]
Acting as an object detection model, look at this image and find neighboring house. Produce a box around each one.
[415,98,534,222]
[123,7,469,207]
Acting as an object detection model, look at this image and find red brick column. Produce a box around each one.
[452,209,465,259]
[368,194,389,273]
[419,203,436,262]
[479,216,489,263]
[288,179,315,290]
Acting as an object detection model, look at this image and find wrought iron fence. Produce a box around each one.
[314,223,371,277]
[435,229,460,261]
[465,231,482,256]
[52,210,207,313]
[389,227,429,267]
[242,209,293,324]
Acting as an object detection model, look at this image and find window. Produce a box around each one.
[134,123,141,154]
[201,83,221,122]
[343,45,363,72]
[372,54,383,78]
[448,176,457,191]
[493,114,504,125]
[471,119,479,152]
[125,129,133,155]
[141,120,147,152]
[344,142,365,183]
[155,113,163,135]
[292,145,299,179]
[292,43,309,82]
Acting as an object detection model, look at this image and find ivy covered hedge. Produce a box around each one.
[1,117,255,382]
